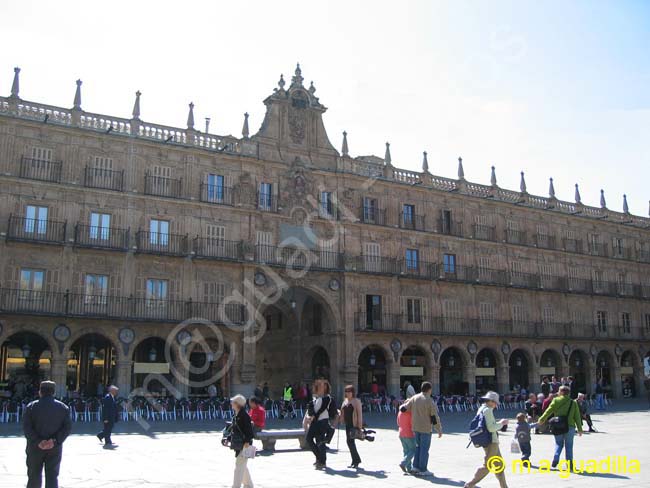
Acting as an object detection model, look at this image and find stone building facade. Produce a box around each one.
[1,65,649,400]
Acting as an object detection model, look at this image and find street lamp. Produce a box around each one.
[149,347,157,362]
[88,345,97,360]
[410,356,417,366]
[575,357,581,367]
[22,344,31,358]
[206,352,215,363]
[515,356,522,367]
[369,353,376,367]
[448,355,455,367]
[546,357,553,367]
[483,356,490,367]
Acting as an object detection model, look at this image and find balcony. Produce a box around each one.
[136,231,188,256]
[438,219,464,237]
[509,272,540,288]
[257,192,278,212]
[539,275,567,291]
[638,250,650,264]
[73,224,129,251]
[0,288,246,325]
[354,312,400,332]
[563,238,583,253]
[592,280,617,296]
[200,183,235,206]
[399,212,426,231]
[612,246,634,260]
[6,215,66,244]
[398,260,436,279]
[193,237,243,261]
[19,157,62,183]
[534,234,556,250]
[255,245,342,270]
[505,229,528,245]
[588,242,608,257]
[144,173,183,199]
[352,255,399,274]
[435,264,478,283]
[361,207,387,226]
[472,224,497,242]
[84,166,124,191]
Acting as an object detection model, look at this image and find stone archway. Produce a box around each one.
[439,347,466,395]
[509,348,531,391]
[68,333,116,397]
[620,350,637,398]
[540,349,562,382]
[1,330,52,398]
[358,345,389,395]
[596,350,614,396]
[131,337,172,396]
[568,349,589,395]
[400,345,427,393]
[475,348,498,395]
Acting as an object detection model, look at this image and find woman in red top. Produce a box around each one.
[249,397,266,435]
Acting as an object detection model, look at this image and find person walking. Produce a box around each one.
[230,394,254,488]
[644,376,650,409]
[515,412,532,462]
[399,381,442,477]
[540,377,550,397]
[97,385,119,448]
[281,381,295,419]
[23,380,72,488]
[595,378,605,410]
[305,380,332,470]
[249,397,266,437]
[464,391,509,488]
[538,385,583,469]
[340,385,363,468]
[404,381,416,399]
[397,401,416,473]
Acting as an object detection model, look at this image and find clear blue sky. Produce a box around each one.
[2,0,649,214]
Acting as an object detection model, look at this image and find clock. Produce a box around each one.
[53,324,71,342]
[119,328,135,345]
[390,338,402,353]
[254,272,267,286]
[328,279,340,291]
[467,341,478,355]
[177,330,192,346]
[501,342,511,356]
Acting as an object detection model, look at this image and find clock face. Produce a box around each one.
[468,341,477,354]
[328,279,340,291]
[177,330,192,346]
[53,325,70,342]
[562,344,571,355]
[390,339,402,353]
[119,328,135,345]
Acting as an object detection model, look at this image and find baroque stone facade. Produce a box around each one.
[0,65,649,400]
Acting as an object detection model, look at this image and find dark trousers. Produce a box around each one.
[97,421,114,444]
[306,419,329,464]
[519,441,531,460]
[582,414,594,429]
[26,445,62,488]
[345,425,362,465]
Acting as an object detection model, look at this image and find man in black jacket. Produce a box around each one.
[97,385,119,448]
[23,380,72,488]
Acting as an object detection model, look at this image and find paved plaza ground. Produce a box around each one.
[1,399,649,488]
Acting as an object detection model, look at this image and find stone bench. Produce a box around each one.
[256,429,307,452]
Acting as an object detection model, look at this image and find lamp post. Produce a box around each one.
[22,343,31,358]
[149,347,157,362]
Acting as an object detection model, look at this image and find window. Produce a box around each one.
[206,174,225,202]
[84,274,108,305]
[596,311,608,332]
[259,182,273,210]
[363,197,378,222]
[613,237,624,257]
[443,299,461,328]
[203,282,226,303]
[478,256,492,281]
[363,242,381,272]
[151,165,172,194]
[32,147,52,162]
[592,269,605,292]
[90,212,111,240]
[265,310,282,331]
[571,309,583,325]
[443,253,456,274]
[512,304,527,326]
[620,312,631,334]
[402,204,415,225]
[568,267,581,289]
[617,272,631,295]
[406,298,421,323]
[93,156,113,171]
[479,302,496,327]
[542,305,555,325]
[20,269,44,292]
[441,210,452,234]
[539,263,554,288]
[25,205,48,234]
[366,295,382,328]
[146,279,168,306]
[319,191,334,217]
[150,219,169,246]
[406,249,419,270]
[256,231,274,262]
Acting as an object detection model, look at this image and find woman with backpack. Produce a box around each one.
[229,395,255,488]
[339,385,363,468]
[465,391,509,488]
[538,385,583,469]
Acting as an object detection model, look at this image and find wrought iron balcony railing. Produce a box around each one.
[84,166,124,191]
[256,192,278,212]
[398,260,436,279]
[360,207,387,226]
[136,231,188,256]
[254,245,343,270]
[193,237,243,261]
[0,288,247,325]
[351,255,400,274]
[563,238,584,253]
[399,212,426,231]
[7,215,66,244]
[200,183,235,206]
[437,219,464,237]
[144,173,183,199]
[74,224,129,250]
[505,229,527,245]
[472,224,497,242]
[588,242,609,257]
[19,157,62,183]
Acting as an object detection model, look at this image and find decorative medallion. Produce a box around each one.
[254,272,267,287]
[53,324,71,342]
[562,343,571,356]
[614,344,623,357]
[328,279,340,291]
[177,330,192,346]
[431,339,442,355]
[501,342,511,356]
[390,338,402,353]
[288,96,307,144]
[467,341,478,355]
[118,328,135,345]
[590,344,598,357]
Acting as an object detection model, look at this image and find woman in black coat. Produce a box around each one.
[230,394,254,487]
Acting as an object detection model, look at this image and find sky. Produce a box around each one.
[1,0,649,215]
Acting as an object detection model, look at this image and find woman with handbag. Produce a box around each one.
[340,385,363,469]
[229,394,255,488]
[538,385,583,469]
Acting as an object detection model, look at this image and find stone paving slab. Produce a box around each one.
[1,400,649,487]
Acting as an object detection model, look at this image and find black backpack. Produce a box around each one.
[327,395,339,420]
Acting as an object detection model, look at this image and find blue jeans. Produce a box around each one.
[519,441,531,460]
[553,427,575,465]
[399,437,416,470]
[596,394,605,410]
[413,432,432,472]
